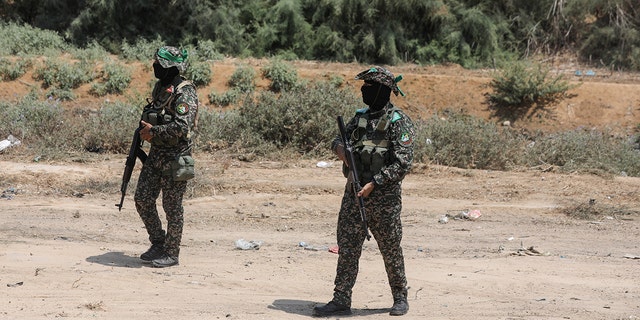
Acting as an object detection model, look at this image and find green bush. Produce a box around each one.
[261,59,299,92]
[0,57,32,81]
[195,108,257,152]
[33,59,94,90]
[487,61,575,119]
[239,81,359,156]
[184,59,212,87]
[193,40,225,61]
[208,64,256,107]
[228,64,256,93]
[90,61,132,96]
[0,22,67,56]
[415,111,525,170]
[0,92,84,153]
[70,40,109,61]
[524,128,640,176]
[84,101,142,153]
[120,38,165,61]
[45,88,76,101]
[208,90,242,107]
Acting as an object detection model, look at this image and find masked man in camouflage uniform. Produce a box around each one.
[314,66,414,317]
[135,46,198,268]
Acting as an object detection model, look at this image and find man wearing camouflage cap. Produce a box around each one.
[134,46,199,268]
[314,66,414,316]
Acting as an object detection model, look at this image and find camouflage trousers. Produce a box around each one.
[332,182,407,307]
[134,151,187,258]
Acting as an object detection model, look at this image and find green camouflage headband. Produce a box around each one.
[155,46,189,72]
[355,66,405,96]
[156,47,188,63]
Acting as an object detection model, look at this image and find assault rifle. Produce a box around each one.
[337,115,371,241]
[116,124,147,211]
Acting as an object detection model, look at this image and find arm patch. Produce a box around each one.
[176,103,189,115]
[400,132,412,146]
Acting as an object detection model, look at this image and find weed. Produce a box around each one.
[561,199,639,220]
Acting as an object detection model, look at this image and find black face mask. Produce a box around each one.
[361,81,391,111]
[153,63,179,86]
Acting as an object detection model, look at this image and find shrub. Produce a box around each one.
[0,92,84,154]
[184,59,212,87]
[0,22,67,56]
[195,108,256,152]
[524,128,640,176]
[229,64,256,93]
[0,57,32,81]
[415,111,525,170]
[45,88,76,101]
[90,61,132,96]
[487,61,575,120]
[208,90,242,107]
[120,38,165,61]
[70,40,110,61]
[33,59,94,90]
[208,64,256,107]
[193,40,225,61]
[84,101,142,153]
[261,59,299,92]
[239,80,359,156]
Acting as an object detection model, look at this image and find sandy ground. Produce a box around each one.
[1,153,639,320]
[2,58,640,319]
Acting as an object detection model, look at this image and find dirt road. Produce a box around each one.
[1,154,639,319]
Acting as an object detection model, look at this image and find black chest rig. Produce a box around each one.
[142,77,190,125]
[141,77,192,147]
[351,106,399,183]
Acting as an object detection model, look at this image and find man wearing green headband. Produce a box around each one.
[135,46,199,268]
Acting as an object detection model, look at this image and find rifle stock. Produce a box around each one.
[337,116,371,241]
[116,125,147,211]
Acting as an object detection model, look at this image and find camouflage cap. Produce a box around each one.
[355,66,405,96]
[155,46,189,73]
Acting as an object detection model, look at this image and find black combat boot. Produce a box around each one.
[151,254,179,268]
[313,301,351,317]
[389,288,409,316]
[140,243,165,262]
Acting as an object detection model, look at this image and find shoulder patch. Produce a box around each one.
[399,132,413,146]
[391,111,402,123]
[176,103,189,115]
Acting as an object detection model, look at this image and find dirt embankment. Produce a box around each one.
[2,58,640,134]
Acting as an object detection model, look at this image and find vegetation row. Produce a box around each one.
[2,0,640,70]
[0,23,639,180]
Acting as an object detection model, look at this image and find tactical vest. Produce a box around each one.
[351,106,403,183]
[142,78,194,147]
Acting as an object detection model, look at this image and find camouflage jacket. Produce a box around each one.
[148,75,198,156]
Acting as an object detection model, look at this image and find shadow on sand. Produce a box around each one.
[86,251,146,268]
[269,299,389,317]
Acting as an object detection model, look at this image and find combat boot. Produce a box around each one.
[312,301,351,317]
[140,243,165,262]
[390,288,409,316]
[151,254,179,268]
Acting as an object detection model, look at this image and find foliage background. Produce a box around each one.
[2,0,640,70]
